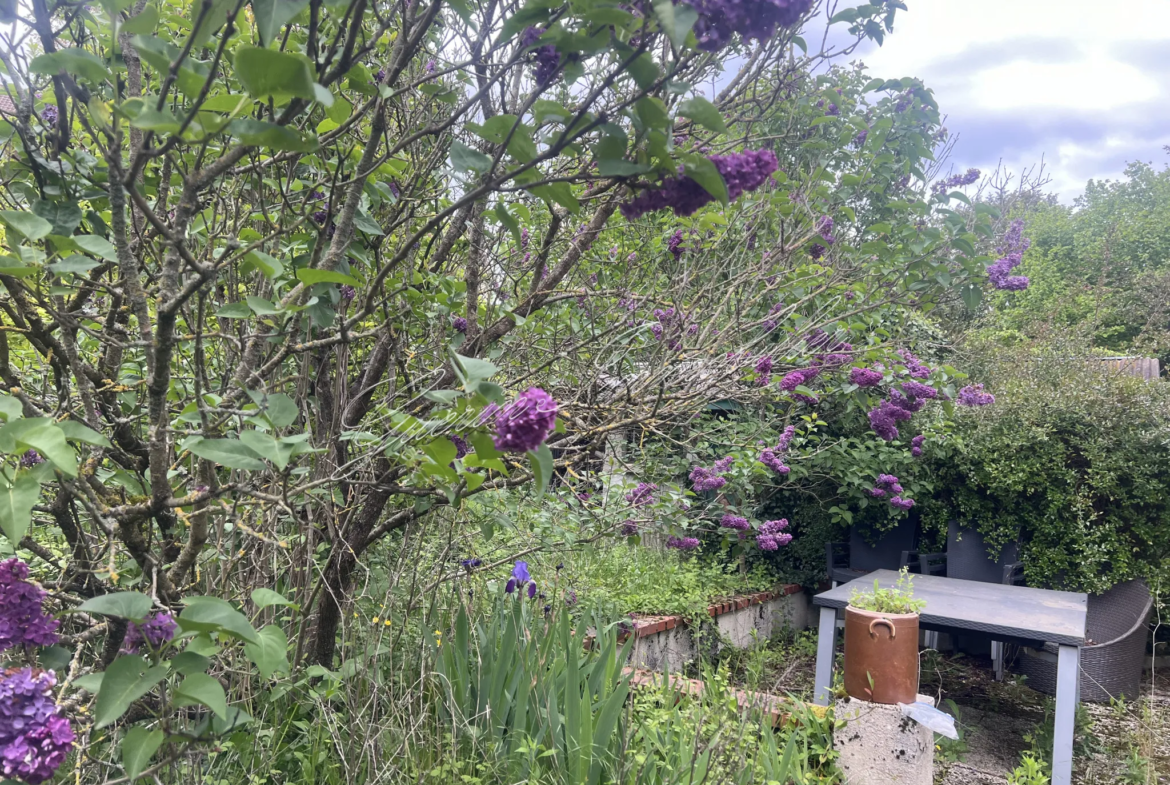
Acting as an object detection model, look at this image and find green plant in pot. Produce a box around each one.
[844,567,927,704]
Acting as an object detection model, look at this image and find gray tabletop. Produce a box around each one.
[813,570,1088,646]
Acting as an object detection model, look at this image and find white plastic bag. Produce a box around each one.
[898,701,958,739]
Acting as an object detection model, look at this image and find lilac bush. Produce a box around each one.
[493,388,558,453]
[121,611,178,653]
[0,559,58,652]
[0,669,73,784]
[620,150,778,219]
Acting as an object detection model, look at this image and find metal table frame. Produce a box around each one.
[812,570,1087,785]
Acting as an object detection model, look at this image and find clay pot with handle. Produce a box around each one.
[843,606,920,704]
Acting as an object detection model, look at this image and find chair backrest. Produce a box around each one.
[1086,580,1152,643]
[901,550,946,576]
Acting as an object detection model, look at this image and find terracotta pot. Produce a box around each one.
[843,606,920,704]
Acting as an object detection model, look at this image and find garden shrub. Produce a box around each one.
[920,337,1170,593]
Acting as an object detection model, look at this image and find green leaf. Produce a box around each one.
[529,182,579,213]
[238,429,295,469]
[169,651,211,675]
[245,295,279,315]
[353,209,383,236]
[251,588,291,608]
[174,672,228,719]
[651,0,696,48]
[178,596,260,644]
[529,443,554,498]
[188,0,236,47]
[243,624,289,679]
[242,250,283,278]
[450,140,492,174]
[296,268,358,286]
[94,657,168,728]
[494,202,521,246]
[77,592,152,622]
[0,419,77,476]
[32,200,82,236]
[129,107,181,134]
[73,672,104,693]
[29,48,111,84]
[122,727,164,781]
[227,119,318,152]
[596,159,650,176]
[0,394,21,422]
[325,94,351,123]
[960,283,981,311]
[250,0,309,46]
[120,4,159,34]
[253,392,298,428]
[234,46,320,103]
[625,52,660,91]
[0,471,40,543]
[216,302,252,319]
[677,96,727,134]
[130,35,210,97]
[683,155,728,205]
[469,114,520,144]
[452,353,498,388]
[634,97,669,131]
[186,438,267,471]
[58,420,112,446]
[48,255,100,276]
[0,211,52,241]
[73,234,118,261]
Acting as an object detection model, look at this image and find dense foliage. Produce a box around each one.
[0,0,1050,777]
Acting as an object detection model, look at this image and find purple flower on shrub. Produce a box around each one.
[850,367,883,387]
[425,59,436,73]
[565,589,578,606]
[900,381,937,400]
[931,167,980,194]
[625,482,657,507]
[312,210,328,225]
[667,230,687,259]
[911,434,925,458]
[0,559,58,652]
[808,243,825,259]
[451,435,469,459]
[887,390,925,415]
[852,129,868,146]
[620,520,638,537]
[757,519,792,551]
[39,105,59,127]
[816,215,835,245]
[0,669,73,785]
[986,219,1031,291]
[688,0,812,52]
[493,388,557,453]
[520,27,560,87]
[666,536,701,551]
[452,316,468,333]
[527,582,537,599]
[957,384,995,407]
[520,227,530,249]
[19,450,43,468]
[720,514,749,531]
[755,355,773,375]
[897,349,932,379]
[479,402,501,425]
[621,150,779,220]
[121,611,177,653]
[339,285,356,302]
[889,496,915,510]
[869,487,886,498]
[758,448,789,474]
[779,368,815,391]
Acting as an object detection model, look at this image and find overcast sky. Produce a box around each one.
[838,0,1170,202]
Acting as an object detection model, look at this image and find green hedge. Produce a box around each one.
[920,339,1170,593]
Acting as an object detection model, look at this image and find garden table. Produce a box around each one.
[812,570,1088,785]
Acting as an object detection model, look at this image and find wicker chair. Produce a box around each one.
[1017,580,1153,702]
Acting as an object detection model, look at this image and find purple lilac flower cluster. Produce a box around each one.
[0,559,58,653]
[666,536,701,551]
[505,561,538,598]
[897,349,932,379]
[689,456,733,492]
[900,381,937,400]
[868,391,925,442]
[756,518,791,551]
[852,129,868,147]
[808,243,825,260]
[815,215,835,245]
[620,150,779,220]
[39,105,58,126]
[667,230,688,259]
[870,474,914,510]
[520,27,560,88]
[931,167,981,194]
[0,669,73,784]
[493,388,558,453]
[339,285,356,302]
[911,434,925,458]
[849,367,883,387]
[19,450,43,468]
[686,0,813,52]
[719,514,750,531]
[452,316,468,333]
[986,219,1030,291]
[620,519,638,537]
[758,424,795,475]
[121,612,177,653]
[754,355,773,385]
[762,301,784,332]
[625,482,657,507]
[957,383,995,407]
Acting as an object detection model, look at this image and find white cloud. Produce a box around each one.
[846,0,1170,200]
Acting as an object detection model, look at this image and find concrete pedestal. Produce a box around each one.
[832,694,935,785]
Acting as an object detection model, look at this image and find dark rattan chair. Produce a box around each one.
[1018,580,1153,702]
[900,550,947,576]
[825,541,868,586]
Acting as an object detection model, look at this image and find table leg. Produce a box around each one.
[814,606,837,706]
[1052,644,1080,785]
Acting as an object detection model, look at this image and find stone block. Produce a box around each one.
[832,694,935,785]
